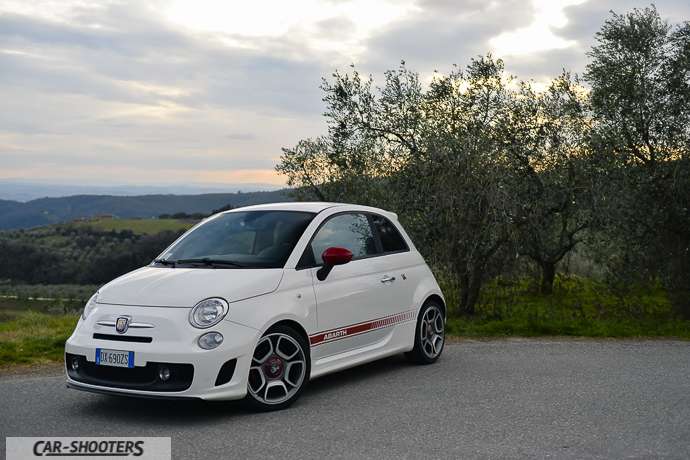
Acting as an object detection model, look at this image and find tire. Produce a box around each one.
[244,325,310,411]
[405,300,445,364]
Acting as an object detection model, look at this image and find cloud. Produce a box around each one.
[0,0,332,186]
[358,0,536,75]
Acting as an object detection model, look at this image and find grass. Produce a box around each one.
[440,275,690,339]
[88,219,194,235]
[441,276,676,321]
[0,311,79,367]
[446,317,690,339]
[0,297,84,371]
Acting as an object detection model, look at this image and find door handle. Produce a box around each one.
[381,276,396,283]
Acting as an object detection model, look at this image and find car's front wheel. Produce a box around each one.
[245,325,310,411]
[405,300,445,364]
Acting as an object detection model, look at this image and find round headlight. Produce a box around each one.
[82,292,99,320]
[189,298,229,328]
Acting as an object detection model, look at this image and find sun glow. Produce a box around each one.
[490,0,586,56]
[0,165,285,185]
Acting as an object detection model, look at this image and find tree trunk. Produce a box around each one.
[465,282,481,316]
[541,261,556,295]
[459,273,470,315]
[458,272,482,316]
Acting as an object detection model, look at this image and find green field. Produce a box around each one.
[88,219,194,235]
[1,276,689,372]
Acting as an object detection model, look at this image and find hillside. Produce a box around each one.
[0,190,289,230]
[0,179,284,202]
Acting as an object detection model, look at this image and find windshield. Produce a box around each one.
[156,210,316,269]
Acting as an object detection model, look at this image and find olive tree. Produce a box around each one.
[585,6,689,165]
[508,75,603,294]
[277,65,416,206]
[584,5,690,314]
[398,57,527,314]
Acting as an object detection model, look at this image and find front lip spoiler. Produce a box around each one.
[65,380,201,401]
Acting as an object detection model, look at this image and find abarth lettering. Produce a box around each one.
[323,330,347,340]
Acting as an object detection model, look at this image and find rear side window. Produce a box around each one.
[372,214,408,253]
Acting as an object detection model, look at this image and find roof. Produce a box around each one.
[225,202,396,218]
[227,202,349,213]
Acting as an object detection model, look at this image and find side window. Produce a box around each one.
[372,214,408,253]
[311,214,378,264]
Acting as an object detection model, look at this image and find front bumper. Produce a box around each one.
[66,353,196,392]
[64,304,261,401]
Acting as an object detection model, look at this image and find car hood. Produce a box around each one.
[97,267,284,307]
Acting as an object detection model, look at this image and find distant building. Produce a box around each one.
[93,213,114,221]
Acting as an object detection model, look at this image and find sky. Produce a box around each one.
[1,0,689,190]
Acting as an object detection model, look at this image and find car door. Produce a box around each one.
[306,213,399,360]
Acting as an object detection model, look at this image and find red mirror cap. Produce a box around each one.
[322,247,353,265]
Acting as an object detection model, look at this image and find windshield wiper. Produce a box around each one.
[176,258,246,268]
[153,258,176,267]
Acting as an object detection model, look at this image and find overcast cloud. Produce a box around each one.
[1,0,688,188]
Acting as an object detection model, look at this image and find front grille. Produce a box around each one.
[83,359,157,384]
[66,353,193,392]
[93,333,153,343]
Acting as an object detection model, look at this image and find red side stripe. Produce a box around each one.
[309,309,417,346]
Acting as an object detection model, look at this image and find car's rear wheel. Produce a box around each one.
[405,300,445,364]
[245,325,310,411]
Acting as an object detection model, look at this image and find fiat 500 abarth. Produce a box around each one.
[65,202,445,410]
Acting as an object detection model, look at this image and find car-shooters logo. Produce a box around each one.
[6,437,171,460]
[34,440,143,456]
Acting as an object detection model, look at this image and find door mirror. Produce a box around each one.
[322,247,353,265]
[317,247,353,281]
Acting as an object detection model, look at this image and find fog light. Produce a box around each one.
[198,332,224,350]
[71,357,79,371]
[159,367,171,381]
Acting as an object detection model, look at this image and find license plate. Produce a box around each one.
[96,348,134,368]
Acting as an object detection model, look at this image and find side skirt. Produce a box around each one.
[309,322,415,380]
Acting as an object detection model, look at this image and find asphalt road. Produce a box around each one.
[2,340,690,460]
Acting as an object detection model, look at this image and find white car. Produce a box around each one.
[65,202,445,410]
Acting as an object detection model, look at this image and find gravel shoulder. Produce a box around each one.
[0,361,65,381]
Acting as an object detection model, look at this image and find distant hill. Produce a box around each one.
[0,178,284,202]
[0,190,290,230]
